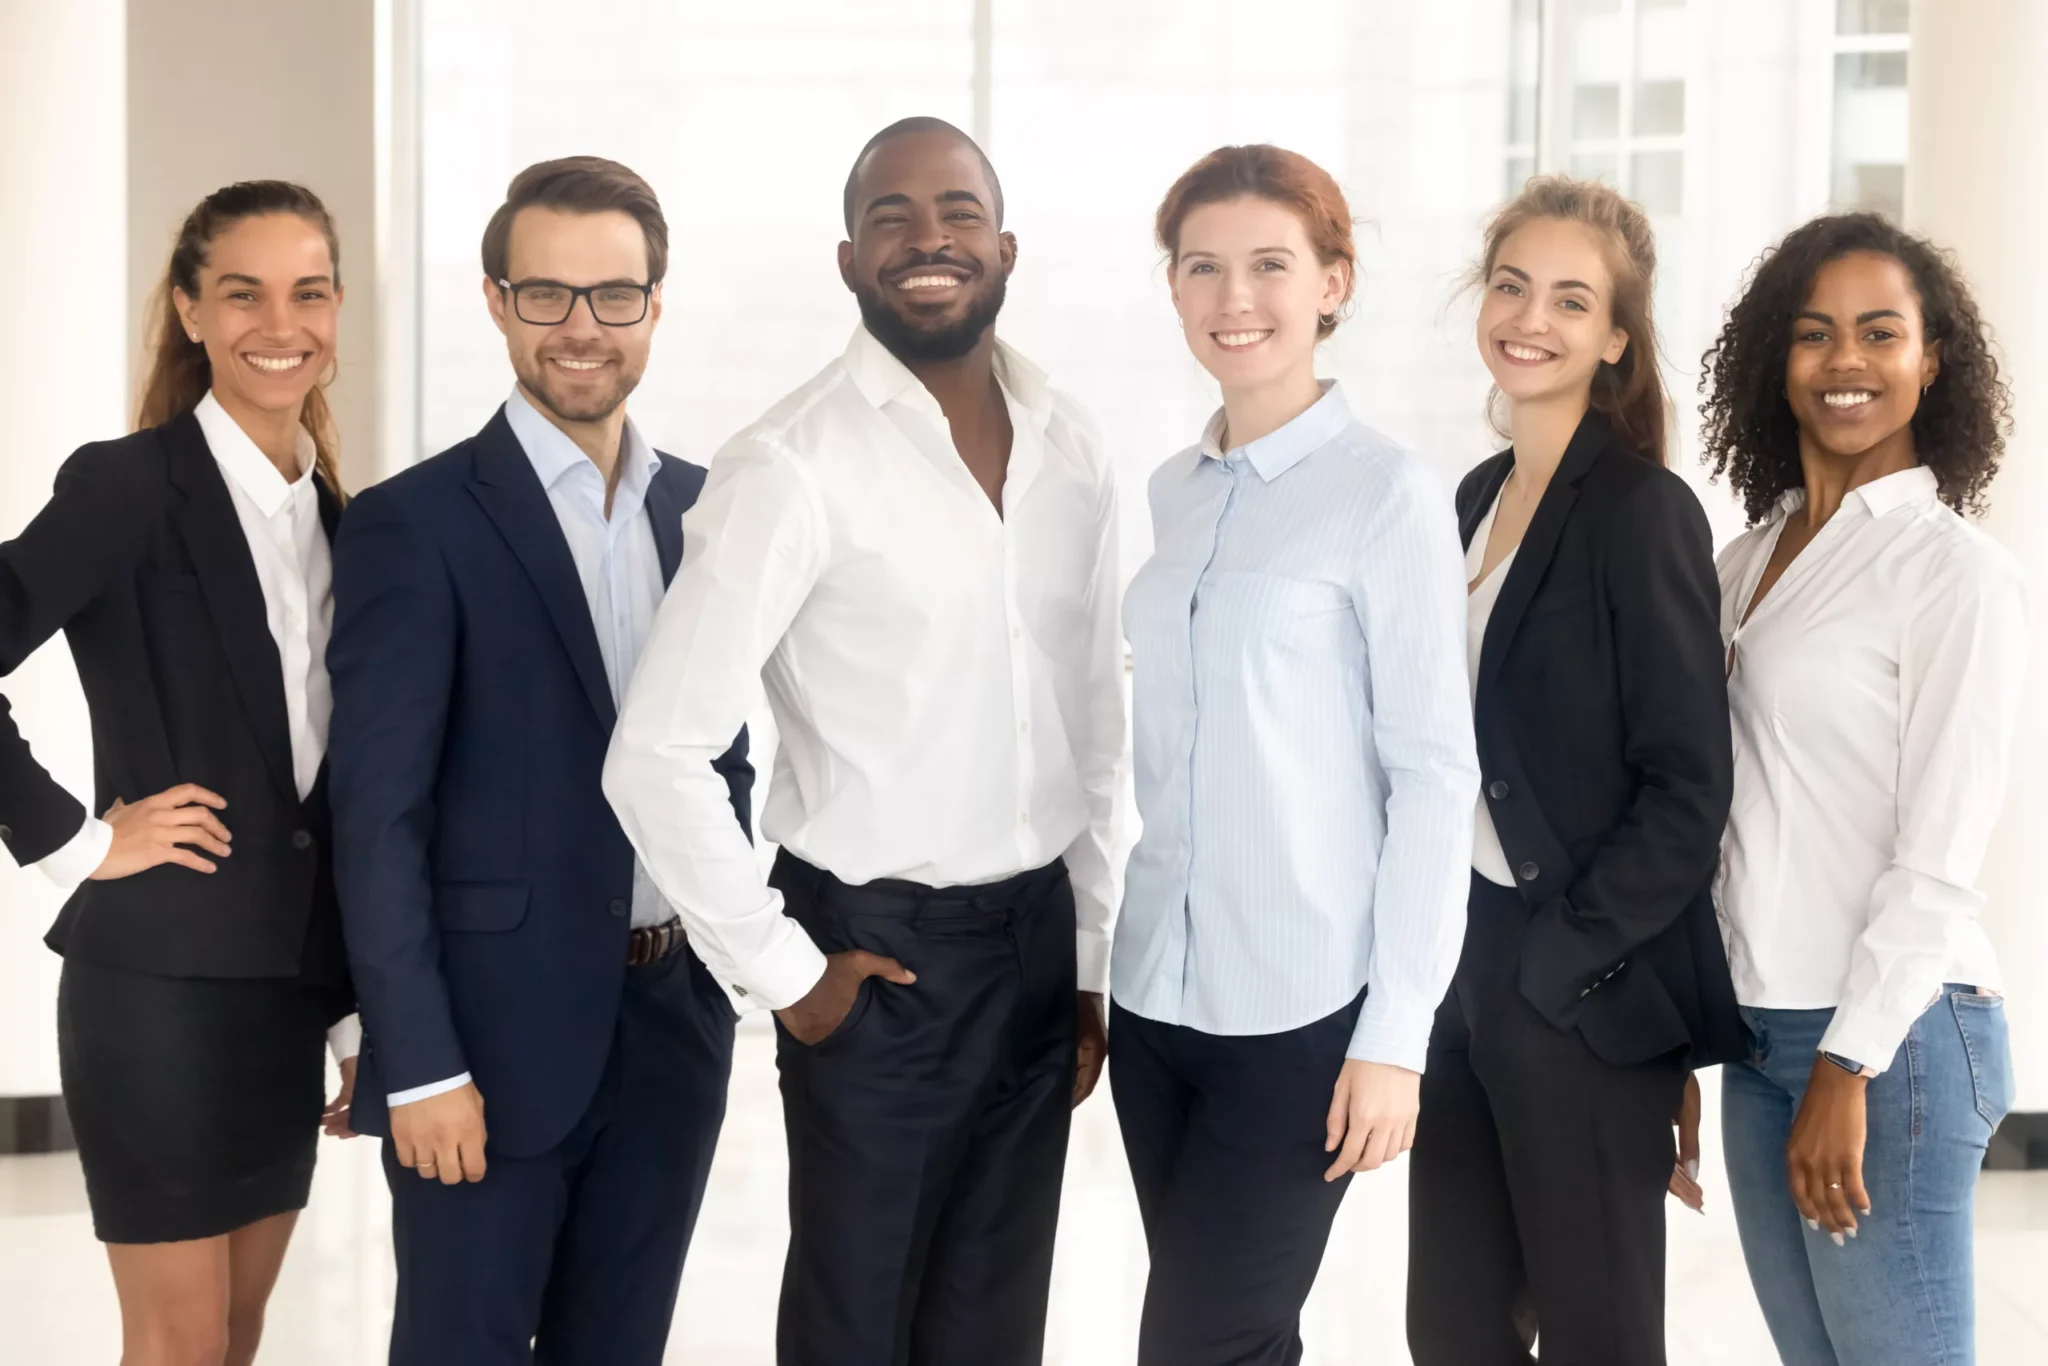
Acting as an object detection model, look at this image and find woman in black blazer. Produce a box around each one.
[1405,177,1744,1366]
[0,181,357,1366]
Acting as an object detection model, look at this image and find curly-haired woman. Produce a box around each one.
[1703,213,2024,1366]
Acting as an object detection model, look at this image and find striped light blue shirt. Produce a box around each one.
[1115,382,1478,1071]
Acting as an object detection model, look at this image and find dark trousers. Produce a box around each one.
[383,947,735,1366]
[1407,873,1687,1366]
[769,849,1078,1366]
[1108,992,1365,1366]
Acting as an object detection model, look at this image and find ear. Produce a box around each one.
[837,239,856,292]
[998,230,1019,277]
[172,285,200,340]
[1921,337,1941,391]
[1321,260,1351,317]
[647,281,663,330]
[1603,325,1629,367]
[482,275,510,338]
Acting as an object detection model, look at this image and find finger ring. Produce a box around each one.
[417,1163,437,1173]
[1828,1181,1842,1190]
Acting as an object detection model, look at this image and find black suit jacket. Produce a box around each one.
[0,412,347,985]
[1458,411,1744,1067]
[329,408,752,1156]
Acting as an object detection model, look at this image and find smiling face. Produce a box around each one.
[1785,250,1938,463]
[485,205,659,425]
[840,128,1014,363]
[1477,217,1629,408]
[1169,196,1348,391]
[174,213,340,421]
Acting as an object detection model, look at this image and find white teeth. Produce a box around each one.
[1502,342,1553,362]
[245,354,306,373]
[1824,390,1877,408]
[1214,330,1273,347]
[897,275,961,290]
[553,358,605,371]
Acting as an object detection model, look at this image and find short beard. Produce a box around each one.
[514,352,643,425]
[855,273,1008,364]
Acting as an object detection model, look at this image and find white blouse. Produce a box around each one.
[1465,488,1518,888]
[1715,465,2027,1073]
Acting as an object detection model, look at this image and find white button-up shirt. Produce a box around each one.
[1716,465,2028,1073]
[39,391,358,1060]
[604,325,1125,1009]
[1116,384,1477,1071]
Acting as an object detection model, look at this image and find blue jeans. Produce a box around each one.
[1721,988,2013,1366]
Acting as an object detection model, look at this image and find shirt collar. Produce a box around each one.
[194,390,316,517]
[1770,464,1940,522]
[504,387,659,501]
[842,323,1054,430]
[1199,380,1350,481]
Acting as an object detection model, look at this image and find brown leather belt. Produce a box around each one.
[627,915,687,967]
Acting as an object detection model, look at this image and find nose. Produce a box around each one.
[260,291,296,338]
[1513,290,1548,333]
[554,293,605,339]
[1221,264,1255,314]
[906,205,953,258]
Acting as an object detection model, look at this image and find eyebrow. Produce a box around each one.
[1492,264,1598,294]
[217,273,333,287]
[1177,246,1299,261]
[863,189,987,216]
[1796,308,1907,325]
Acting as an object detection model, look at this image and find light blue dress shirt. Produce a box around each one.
[505,388,673,931]
[1115,382,1478,1071]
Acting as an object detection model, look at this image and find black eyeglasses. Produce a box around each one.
[496,278,653,327]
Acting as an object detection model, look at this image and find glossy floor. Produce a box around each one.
[3,1021,2044,1364]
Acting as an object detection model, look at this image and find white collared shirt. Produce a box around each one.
[38,391,358,1061]
[1463,486,1518,889]
[604,325,1125,1010]
[1715,465,2028,1072]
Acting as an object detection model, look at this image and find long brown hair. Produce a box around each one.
[137,180,346,499]
[1474,176,1668,464]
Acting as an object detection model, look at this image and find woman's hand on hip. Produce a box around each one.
[1325,1059,1420,1181]
[1669,1071,1705,1212]
[1787,1057,1871,1241]
[89,784,230,879]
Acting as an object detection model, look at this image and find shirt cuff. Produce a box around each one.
[735,928,831,1012]
[386,1072,472,1108]
[1345,997,1434,1074]
[326,1014,363,1064]
[1817,1003,1913,1078]
[1077,925,1110,996]
[34,815,111,892]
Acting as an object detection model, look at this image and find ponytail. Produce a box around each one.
[135,180,348,501]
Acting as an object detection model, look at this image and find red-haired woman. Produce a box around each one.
[1114,144,1479,1365]
[1405,177,1744,1365]
[0,181,358,1366]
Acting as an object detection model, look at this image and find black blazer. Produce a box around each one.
[0,412,347,985]
[329,408,752,1156]
[1458,411,1743,1067]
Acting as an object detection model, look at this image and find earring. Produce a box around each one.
[1923,380,1933,394]
[1317,313,1336,329]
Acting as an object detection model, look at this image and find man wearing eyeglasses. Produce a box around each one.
[326,156,751,1366]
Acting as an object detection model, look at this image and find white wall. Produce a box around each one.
[0,0,128,1098]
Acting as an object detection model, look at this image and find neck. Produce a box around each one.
[901,328,1001,424]
[1219,364,1323,451]
[1506,391,1590,489]
[518,381,627,484]
[214,387,307,479]
[1795,425,1918,529]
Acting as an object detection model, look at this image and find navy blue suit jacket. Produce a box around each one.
[328,408,750,1157]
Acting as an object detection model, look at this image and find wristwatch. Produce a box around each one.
[1820,1050,1877,1079]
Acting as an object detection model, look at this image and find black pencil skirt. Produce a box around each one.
[57,954,351,1245]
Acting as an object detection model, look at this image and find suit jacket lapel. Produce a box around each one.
[1475,411,1611,693]
[1461,453,1513,550]
[465,408,618,730]
[163,413,301,805]
[643,456,702,587]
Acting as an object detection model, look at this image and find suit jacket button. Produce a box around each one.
[0,824,12,843]
[291,830,314,851]
[609,899,629,919]
[1488,780,1510,801]
[1518,861,1539,882]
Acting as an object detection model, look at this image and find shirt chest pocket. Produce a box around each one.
[1196,570,1359,666]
